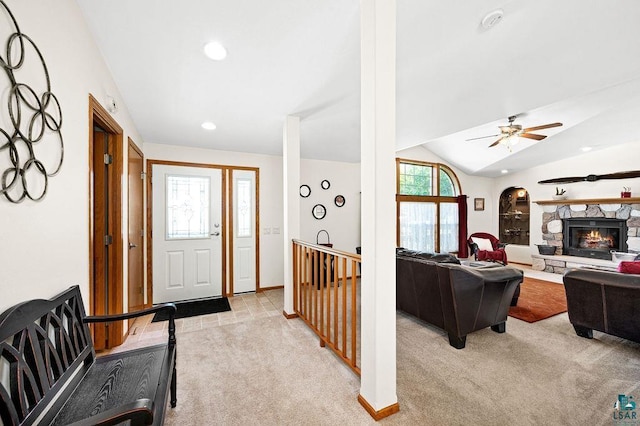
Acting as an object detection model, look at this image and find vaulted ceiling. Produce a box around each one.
[77,0,640,177]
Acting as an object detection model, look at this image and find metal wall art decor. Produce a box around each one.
[1,0,64,203]
[321,179,330,190]
[334,195,345,207]
[299,184,311,198]
[312,204,326,220]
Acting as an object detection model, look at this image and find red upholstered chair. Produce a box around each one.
[467,232,508,265]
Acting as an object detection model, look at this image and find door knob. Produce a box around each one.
[129,242,137,249]
[211,232,221,236]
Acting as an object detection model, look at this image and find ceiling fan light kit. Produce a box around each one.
[467,115,563,150]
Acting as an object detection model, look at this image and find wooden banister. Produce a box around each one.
[291,240,361,376]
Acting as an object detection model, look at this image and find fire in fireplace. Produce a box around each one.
[562,218,628,260]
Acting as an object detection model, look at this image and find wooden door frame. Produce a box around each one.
[88,94,124,349]
[147,160,227,302]
[127,138,146,311]
[228,167,261,295]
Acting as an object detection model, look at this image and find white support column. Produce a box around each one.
[283,115,301,316]
[358,0,398,420]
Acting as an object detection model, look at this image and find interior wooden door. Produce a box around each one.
[92,126,113,350]
[89,95,124,350]
[128,140,145,311]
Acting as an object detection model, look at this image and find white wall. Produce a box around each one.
[143,143,285,288]
[299,159,361,253]
[0,0,143,312]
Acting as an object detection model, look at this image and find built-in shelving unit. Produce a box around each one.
[499,187,530,245]
[534,197,640,206]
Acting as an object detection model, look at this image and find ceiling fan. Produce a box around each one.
[466,115,563,150]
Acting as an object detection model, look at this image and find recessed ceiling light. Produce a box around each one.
[201,121,217,130]
[204,41,227,61]
[581,146,593,152]
[501,169,509,174]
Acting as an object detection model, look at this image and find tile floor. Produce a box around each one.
[101,289,284,355]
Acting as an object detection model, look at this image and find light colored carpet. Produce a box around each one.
[165,296,640,426]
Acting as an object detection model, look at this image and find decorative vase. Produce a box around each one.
[621,191,631,198]
[552,194,567,200]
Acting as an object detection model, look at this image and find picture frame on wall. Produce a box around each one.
[474,198,485,211]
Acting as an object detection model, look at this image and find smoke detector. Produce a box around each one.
[481,9,504,29]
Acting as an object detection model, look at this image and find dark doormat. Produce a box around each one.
[152,297,231,322]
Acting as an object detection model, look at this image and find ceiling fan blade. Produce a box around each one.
[538,170,640,184]
[522,122,563,132]
[488,137,505,147]
[519,133,546,141]
[465,134,500,141]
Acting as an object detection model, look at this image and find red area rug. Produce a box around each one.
[508,277,567,323]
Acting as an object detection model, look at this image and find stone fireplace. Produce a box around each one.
[562,218,628,260]
[533,201,640,274]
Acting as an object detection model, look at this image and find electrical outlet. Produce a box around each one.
[263,227,271,235]
[272,227,280,234]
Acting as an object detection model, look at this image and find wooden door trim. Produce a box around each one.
[127,138,145,311]
[147,160,228,301]
[229,170,234,295]
[88,94,124,349]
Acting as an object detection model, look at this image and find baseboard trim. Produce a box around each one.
[509,261,533,267]
[282,310,298,319]
[258,285,284,292]
[357,394,399,421]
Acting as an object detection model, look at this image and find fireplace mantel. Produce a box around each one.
[534,197,640,206]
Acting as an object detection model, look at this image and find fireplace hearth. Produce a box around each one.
[562,218,628,260]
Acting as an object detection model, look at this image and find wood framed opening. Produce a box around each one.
[88,94,124,350]
[146,160,260,302]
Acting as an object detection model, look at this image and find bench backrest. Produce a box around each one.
[0,286,94,425]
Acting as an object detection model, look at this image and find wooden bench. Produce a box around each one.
[0,285,177,425]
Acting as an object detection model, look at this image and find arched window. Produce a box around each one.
[396,159,461,253]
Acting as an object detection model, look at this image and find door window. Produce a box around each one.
[166,174,210,239]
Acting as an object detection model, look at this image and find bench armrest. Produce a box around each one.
[84,303,177,346]
[83,303,176,323]
[67,398,154,426]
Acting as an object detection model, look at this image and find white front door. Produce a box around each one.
[232,170,256,294]
[152,164,222,303]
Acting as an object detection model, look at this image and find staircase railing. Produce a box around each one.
[292,239,361,375]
